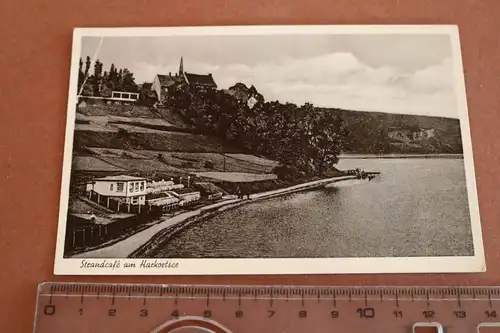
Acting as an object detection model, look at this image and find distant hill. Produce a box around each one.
[316,108,463,154]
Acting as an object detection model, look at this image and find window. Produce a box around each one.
[131,197,138,205]
[122,93,130,99]
[135,182,139,191]
[112,92,119,98]
[140,182,145,191]
[129,182,134,193]
[110,184,114,191]
[116,182,124,192]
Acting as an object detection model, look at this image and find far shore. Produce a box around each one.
[340,153,463,159]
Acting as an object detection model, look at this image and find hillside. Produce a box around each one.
[71,101,280,183]
[316,108,463,154]
[72,92,465,186]
[73,129,241,153]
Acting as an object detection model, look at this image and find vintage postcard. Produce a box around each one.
[54,25,485,275]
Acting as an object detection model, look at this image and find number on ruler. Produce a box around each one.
[331,311,339,318]
[268,310,275,317]
[171,310,179,318]
[140,309,148,317]
[357,308,375,318]
[203,310,212,318]
[299,310,307,318]
[235,310,243,318]
[486,310,497,318]
[108,309,116,317]
[78,308,83,316]
[454,311,467,318]
[423,311,435,318]
[44,305,56,316]
[393,310,403,318]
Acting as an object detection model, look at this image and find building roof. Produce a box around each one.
[95,175,147,182]
[156,74,176,87]
[184,73,217,88]
[141,82,152,90]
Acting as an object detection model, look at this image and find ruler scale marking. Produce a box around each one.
[35,283,500,333]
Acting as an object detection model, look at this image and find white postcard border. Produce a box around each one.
[54,25,485,275]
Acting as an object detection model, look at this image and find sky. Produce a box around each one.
[81,34,460,118]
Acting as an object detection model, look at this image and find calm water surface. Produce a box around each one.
[151,158,474,258]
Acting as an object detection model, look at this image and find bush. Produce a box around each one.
[204,161,214,169]
[272,165,304,181]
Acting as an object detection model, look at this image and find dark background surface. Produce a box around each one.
[1,0,499,332]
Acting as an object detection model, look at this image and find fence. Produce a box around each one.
[65,210,161,253]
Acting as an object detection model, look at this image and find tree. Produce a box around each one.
[93,59,102,79]
[303,107,346,176]
[117,68,123,89]
[77,58,84,92]
[120,68,137,92]
[170,83,346,178]
[84,56,91,77]
[108,64,117,89]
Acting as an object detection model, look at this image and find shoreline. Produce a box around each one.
[71,174,362,259]
[130,174,363,258]
[340,153,463,159]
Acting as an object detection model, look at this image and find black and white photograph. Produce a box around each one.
[54,25,484,274]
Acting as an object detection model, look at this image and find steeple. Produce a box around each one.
[179,57,184,76]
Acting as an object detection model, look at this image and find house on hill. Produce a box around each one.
[388,127,437,143]
[152,57,217,105]
[225,83,262,109]
[184,72,217,91]
[152,74,179,105]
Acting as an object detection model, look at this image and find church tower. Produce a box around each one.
[178,57,184,76]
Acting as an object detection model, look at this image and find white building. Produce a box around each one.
[110,91,139,103]
[86,175,147,212]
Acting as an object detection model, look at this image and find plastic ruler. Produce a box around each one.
[33,282,500,332]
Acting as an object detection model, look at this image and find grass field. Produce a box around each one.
[74,124,116,132]
[84,148,150,159]
[72,105,280,180]
[194,172,278,183]
[108,116,175,127]
[170,152,276,173]
[76,113,177,130]
[72,156,126,172]
[74,130,241,153]
[154,107,192,129]
[110,123,170,134]
[224,153,279,168]
[96,156,184,174]
[78,148,277,174]
[78,104,159,118]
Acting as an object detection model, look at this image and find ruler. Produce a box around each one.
[34,283,500,333]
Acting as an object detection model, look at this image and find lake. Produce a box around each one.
[149,158,475,258]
